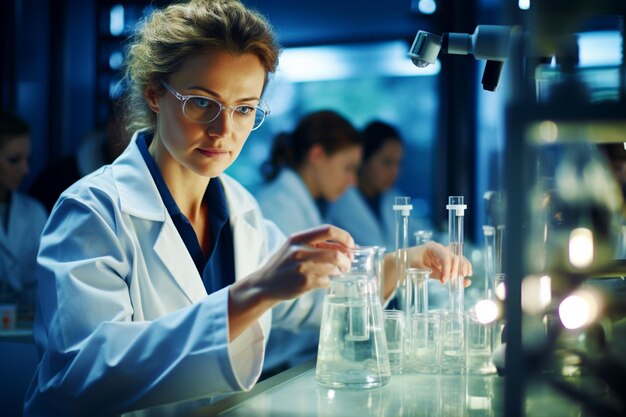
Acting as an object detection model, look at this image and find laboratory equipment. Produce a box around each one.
[383,310,405,375]
[316,247,391,389]
[414,230,433,246]
[408,25,512,91]
[440,313,465,374]
[406,268,430,315]
[483,225,496,300]
[392,196,413,323]
[373,246,387,305]
[466,307,497,375]
[409,313,440,374]
[446,196,467,315]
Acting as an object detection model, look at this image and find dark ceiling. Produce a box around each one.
[241,0,440,46]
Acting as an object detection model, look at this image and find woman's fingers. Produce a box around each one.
[291,245,351,274]
[289,224,354,249]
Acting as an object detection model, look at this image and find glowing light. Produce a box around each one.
[475,299,498,324]
[578,31,622,67]
[326,389,336,400]
[568,228,594,269]
[495,274,506,300]
[277,41,440,82]
[418,0,437,14]
[539,275,552,307]
[538,120,558,142]
[109,51,124,70]
[522,275,550,314]
[110,5,125,36]
[559,290,599,329]
[518,0,530,10]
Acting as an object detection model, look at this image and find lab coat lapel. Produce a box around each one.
[112,131,206,304]
[220,176,265,280]
[152,219,206,304]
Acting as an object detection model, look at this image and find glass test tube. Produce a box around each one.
[482,225,496,300]
[393,196,413,322]
[446,196,467,315]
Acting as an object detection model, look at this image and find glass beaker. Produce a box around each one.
[316,247,391,389]
[407,268,430,315]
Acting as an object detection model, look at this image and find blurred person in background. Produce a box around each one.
[327,120,403,250]
[0,111,48,320]
[28,100,127,212]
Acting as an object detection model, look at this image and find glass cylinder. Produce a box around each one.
[446,196,466,315]
[483,225,496,300]
[316,247,391,389]
[393,196,413,323]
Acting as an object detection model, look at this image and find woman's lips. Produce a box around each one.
[198,148,229,158]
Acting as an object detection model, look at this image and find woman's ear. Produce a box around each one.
[145,83,160,114]
[308,144,326,166]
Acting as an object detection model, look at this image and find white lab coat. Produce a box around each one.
[24,133,321,417]
[255,168,323,235]
[255,168,325,371]
[0,192,47,304]
[327,187,397,250]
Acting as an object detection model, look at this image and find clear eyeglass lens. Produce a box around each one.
[182,96,267,130]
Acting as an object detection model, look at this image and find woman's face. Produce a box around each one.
[0,135,30,193]
[150,50,266,178]
[316,145,362,201]
[361,140,403,193]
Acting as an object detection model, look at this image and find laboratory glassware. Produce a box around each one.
[373,246,387,305]
[414,230,433,246]
[406,268,430,315]
[316,247,391,389]
[383,309,405,374]
[409,312,440,374]
[446,196,467,315]
[483,225,496,300]
[392,196,413,323]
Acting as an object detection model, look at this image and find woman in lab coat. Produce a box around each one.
[0,111,47,316]
[25,1,471,415]
[255,110,362,374]
[327,120,404,250]
[257,110,362,235]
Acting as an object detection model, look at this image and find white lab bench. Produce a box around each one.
[189,360,504,416]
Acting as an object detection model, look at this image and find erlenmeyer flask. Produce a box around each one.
[316,247,391,389]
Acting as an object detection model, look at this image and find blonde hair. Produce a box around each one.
[123,0,280,136]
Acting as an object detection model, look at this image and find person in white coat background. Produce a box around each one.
[327,120,404,251]
[0,111,48,321]
[255,110,362,376]
[25,1,472,415]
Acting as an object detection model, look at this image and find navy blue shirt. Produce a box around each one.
[137,132,235,294]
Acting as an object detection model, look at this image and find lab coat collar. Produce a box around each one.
[112,130,258,222]
[111,130,261,296]
[112,130,167,222]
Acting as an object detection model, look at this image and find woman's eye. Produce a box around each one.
[235,106,255,117]
[191,97,214,109]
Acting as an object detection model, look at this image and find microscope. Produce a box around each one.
[408,25,513,91]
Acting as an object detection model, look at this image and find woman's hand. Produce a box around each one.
[382,241,473,299]
[254,225,354,300]
[408,241,473,286]
[228,225,354,340]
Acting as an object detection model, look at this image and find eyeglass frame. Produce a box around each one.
[161,80,270,131]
